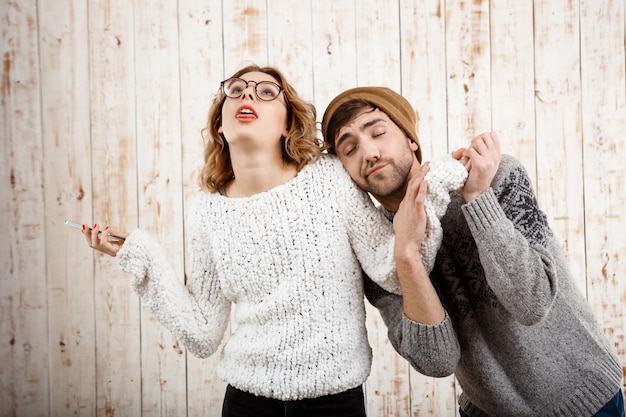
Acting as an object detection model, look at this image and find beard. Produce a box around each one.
[362,157,413,202]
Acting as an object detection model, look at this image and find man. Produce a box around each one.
[321,87,624,417]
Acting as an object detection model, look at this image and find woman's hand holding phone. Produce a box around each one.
[65,220,128,257]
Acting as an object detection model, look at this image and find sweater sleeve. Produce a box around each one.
[116,199,231,358]
[461,155,559,325]
[331,157,401,295]
[363,276,459,376]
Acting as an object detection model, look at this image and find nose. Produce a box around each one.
[362,139,380,162]
[241,82,257,100]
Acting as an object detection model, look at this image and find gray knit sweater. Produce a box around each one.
[116,154,401,401]
[366,154,623,416]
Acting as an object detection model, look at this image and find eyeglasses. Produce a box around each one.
[220,77,284,102]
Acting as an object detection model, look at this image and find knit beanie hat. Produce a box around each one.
[322,86,422,162]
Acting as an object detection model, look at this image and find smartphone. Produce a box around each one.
[64,220,126,241]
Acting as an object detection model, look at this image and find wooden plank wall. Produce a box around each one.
[1,0,624,416]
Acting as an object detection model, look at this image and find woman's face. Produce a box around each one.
[218,71,289,148]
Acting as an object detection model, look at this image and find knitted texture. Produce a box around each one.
[420,154,467,272]
[371,154,623,417]
[116,154,401,401]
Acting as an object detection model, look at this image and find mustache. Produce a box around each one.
[363,159,389,178]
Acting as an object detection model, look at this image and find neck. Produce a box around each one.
[227,151,297,197]
[374,192,404,213]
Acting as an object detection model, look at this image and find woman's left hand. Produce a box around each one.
[82,223,128,257]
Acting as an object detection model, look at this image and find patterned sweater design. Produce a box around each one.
[367,154,623,417]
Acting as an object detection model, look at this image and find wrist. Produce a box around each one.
[394,250,446,324]
[395,254,427,290]
[394,241,421,263]
[463,190,480,203]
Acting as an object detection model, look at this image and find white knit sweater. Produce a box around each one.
[419,154,468,272]
[116,154,401,401]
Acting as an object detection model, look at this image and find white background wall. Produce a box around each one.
[1,0,625,416]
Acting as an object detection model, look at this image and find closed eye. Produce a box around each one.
[337,141,357,157]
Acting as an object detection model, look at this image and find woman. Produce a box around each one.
[82,65,405,416]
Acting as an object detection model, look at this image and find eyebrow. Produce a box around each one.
[335,117,387,149]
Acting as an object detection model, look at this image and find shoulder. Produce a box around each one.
[497,154,526,174]
[499,153,525,171]
[189,191,217,210]
[315,153,346,172]
[492,154,532,189]
[492,154,552,241]
[304,153,354,186]
[187,192,220,224]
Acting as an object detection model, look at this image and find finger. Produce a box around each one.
[100,226,111,244]
[482,132,498,152]
[415,162,430,191]
[464,146,480,163]
[406,162,429,199]
[420,161,430,179]
[470,135,490,156]
[491,131,502,156]
[473,132,500,164]
[106,227,128,241]
[471,132,498,153]
[460,148,473,170]
[452,148,466,160]
[403,176,420,202]
[415,179,428,205]
[81,223,93,245]
[91,223,101,248]
[101,226,125,245]
[413,180,429,233]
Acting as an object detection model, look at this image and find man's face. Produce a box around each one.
[333,107,418,203]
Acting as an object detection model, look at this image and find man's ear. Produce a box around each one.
[408,139,419,152]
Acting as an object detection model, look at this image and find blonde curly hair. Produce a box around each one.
[198,64,323,193]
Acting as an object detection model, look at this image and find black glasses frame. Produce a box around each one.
[220,77,284,102]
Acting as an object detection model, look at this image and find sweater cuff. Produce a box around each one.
[461,189,506,236]
[116,229,159,294]
[402,311,455,342]
[400,312,458,377]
